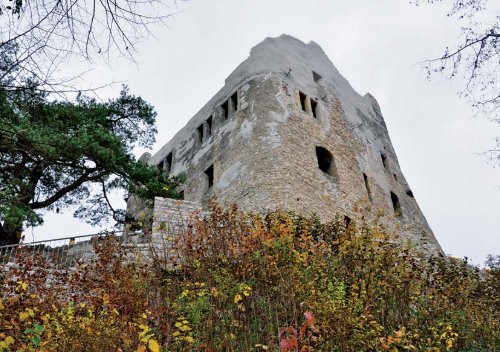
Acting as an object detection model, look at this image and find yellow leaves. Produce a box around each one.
[234,283,251,304]
[234,294,242,304]
[0,335,15,349]
[174,320,191,332]
[19,309,34,322]
[183,336,195,344]
[102,293,110,305]
[147,338,160,352]
[16,281,28,292]
[211,287,219,298]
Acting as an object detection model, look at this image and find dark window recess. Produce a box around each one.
[221,101,229,120]
[393,173,398,181]
[165,152,173,174]
[310,98,318,118]
[178,190,185,200]
[157,160,164,170]
[197,124,204,144]
[206,115,213,136]
[381,153,388,170]
[231,92,238,112]
[204,165,214,189]
[299,91,307,111]
[344,215,351,229]
[316,147,334,175]
[312,71,322,83]
[363,173,372,202]
[391,192,402,216]
[406,189,414,198]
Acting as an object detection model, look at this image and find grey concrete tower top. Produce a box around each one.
[136,34,443,255]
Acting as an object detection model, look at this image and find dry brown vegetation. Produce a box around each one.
[1,204,499,351]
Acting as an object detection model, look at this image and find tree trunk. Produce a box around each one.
[0,221,22,246]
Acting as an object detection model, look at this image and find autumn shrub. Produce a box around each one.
[1,203,499,351]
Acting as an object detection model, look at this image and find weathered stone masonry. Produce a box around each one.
[129,34,443,255]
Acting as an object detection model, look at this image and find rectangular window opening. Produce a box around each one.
[344,215,351,229]
[310,98,318,118]
[206,115,213,137]
[165,152,173,174]
[299,91,307,111]
[221,101,229,120]
[197,124,204,144]
[231,92,238,112]
[391,192,402,217]
[312,71,322,82]
[381,153,388,170]
[204,165,214,189]
[363,173,372,202]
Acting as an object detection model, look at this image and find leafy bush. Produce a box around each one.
[1,204,499,351]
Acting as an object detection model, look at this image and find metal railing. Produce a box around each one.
[0,230,146,268]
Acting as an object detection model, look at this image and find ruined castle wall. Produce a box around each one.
[143,35,442,255]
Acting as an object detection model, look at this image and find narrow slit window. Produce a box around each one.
[197,124,204,144]
[312,71,322,82]
[310,98,318,118]
[221,101,229,120]
[206,115,213,137]
[231,92,238,112]
[315,146,334,176]
[393,173,398,181]
[363,173,372,202]
[406,189,414,198]
[391,192,402,216]
[204,165,214,189]
[299,91,307,111]
[381,153,388,170]
[165,152,173,174]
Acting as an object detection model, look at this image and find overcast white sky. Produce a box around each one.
[31,0,499,265]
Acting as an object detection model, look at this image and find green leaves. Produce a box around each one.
[23,322,43,347]
[0,85,182,244]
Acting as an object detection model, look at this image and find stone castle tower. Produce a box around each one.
[131,34,443,255]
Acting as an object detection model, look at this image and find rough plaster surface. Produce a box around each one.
[129,35,443,255]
